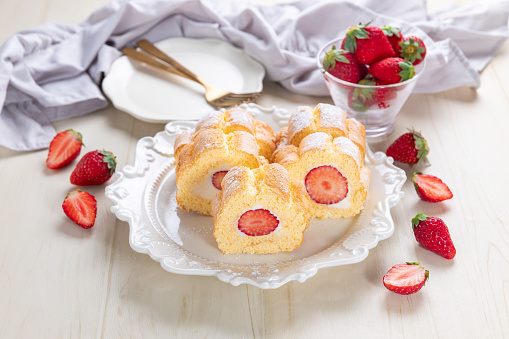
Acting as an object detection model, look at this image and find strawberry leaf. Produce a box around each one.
[323,46,350,72]
[398,61,415,81]
[381,25,401,37]
[100,150,117,174]
[412,212,430,229]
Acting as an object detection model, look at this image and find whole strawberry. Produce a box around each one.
[399,36,427,65]
[381,25,404,55]
[386,130,429,165]
[322,45,367,83]
[46,129,83,169]
[71,150,117,185]
[383,262,429,295]
[342,23,396,65]
[412,213,456,259]
[412,172,453,202]
[369,57,415,84]
[355,78,397,109]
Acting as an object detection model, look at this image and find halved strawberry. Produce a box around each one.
[238,209,279,236]
[46,129,83,169]
[383,262,429,295]
[62,189,97,229]
[211,171,228,190]
[305,165,348,204]
[412,172,453,202]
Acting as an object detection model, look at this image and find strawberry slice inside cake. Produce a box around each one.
[211,170,228,190]
[304,166,348,205]
[238,209,280,236]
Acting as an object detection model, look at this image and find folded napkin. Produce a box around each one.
[0,0,507,151]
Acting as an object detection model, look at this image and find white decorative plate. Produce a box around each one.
[102,37,265,123]
[105,103,406,289]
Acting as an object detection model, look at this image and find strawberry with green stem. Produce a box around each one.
[46,129,84,169]
[412,213,456,259]
[369,57,415,84]
[342,22,396,65]
[399,36,427,65]
[322,45,367,84]
[381,25,404,54]
[383,262,429,295]
[386,129,429,165]
[70,150,117,185]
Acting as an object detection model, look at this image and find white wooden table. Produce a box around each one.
[1,0,508,337]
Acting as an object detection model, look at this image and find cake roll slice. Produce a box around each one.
[212,164,310,254]
[272,132,370,219]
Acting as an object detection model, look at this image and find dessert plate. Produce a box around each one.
[102,37,265,122]
[105,103,406,289]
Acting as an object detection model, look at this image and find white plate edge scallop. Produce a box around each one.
[102,37,266,123]
[105,103,406,289]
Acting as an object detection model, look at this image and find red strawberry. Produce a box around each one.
[46,129,84,169]
[412,213,456,259]
[70,150,117,185]
[412,172,453,202]
[305,165,348,204]
[211,170,228,190]
[369,57,415,84]
[372,80,397,107]
[62,189,97,229]
[238,209,279,236]
[383,262,429,295]
[342,23,396,65]
[347,89,372,112]
[322,45,366,83]
[381,25,404,54]
[386,130,429,165]
[399,36,427,65]
[355,78,397,109]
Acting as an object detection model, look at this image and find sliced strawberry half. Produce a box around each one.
[46,129,84,169]
[238,209,279,236]
[305,165,348,205]
[383,262,429,295]
[211,170,228,190]
[412,172,453,202]
[62,189,97,229]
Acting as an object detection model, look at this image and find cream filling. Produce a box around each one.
[304,164,352,209]
[191,164,232,200]
[236,204,282,237]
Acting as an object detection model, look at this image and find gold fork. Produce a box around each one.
[121,40,262,108]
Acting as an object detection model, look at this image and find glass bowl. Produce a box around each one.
[316,37,426,138]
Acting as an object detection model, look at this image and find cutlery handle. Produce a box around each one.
[121,47,197,83]
[136,39,205,86]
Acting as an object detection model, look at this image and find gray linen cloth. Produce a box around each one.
[0,0,507,151]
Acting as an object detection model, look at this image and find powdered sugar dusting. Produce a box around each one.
[226,108,254,130]
[195,110,223,131]
[288,106,313,136]
[299,132,330,153]
[333,137,361,163]
[316,103,346,129]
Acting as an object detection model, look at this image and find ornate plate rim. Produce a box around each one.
[105,103,406,289]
